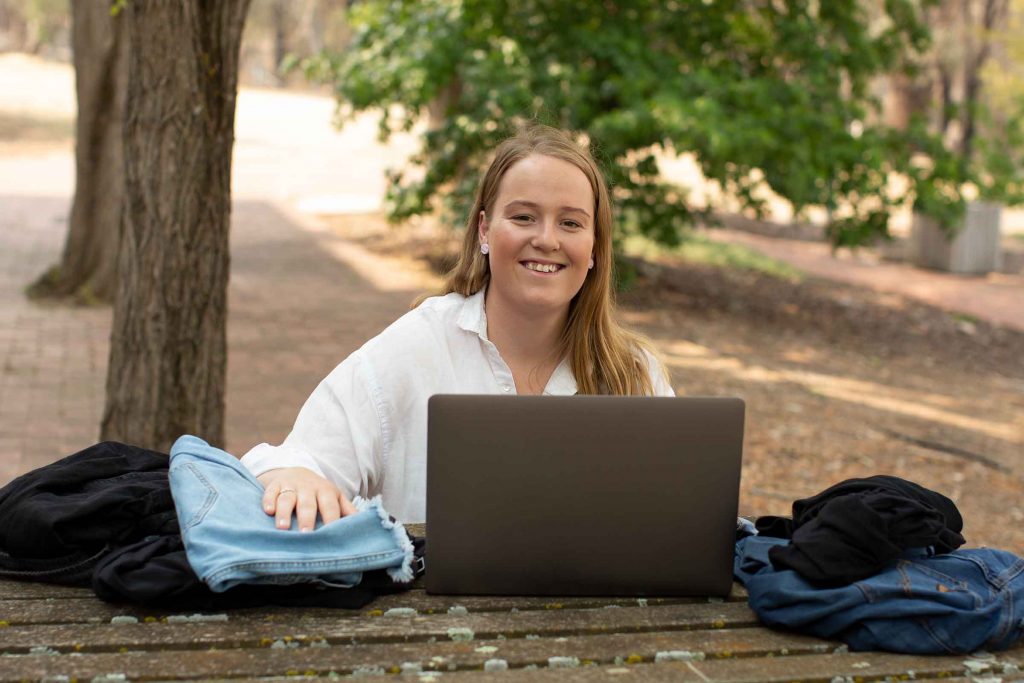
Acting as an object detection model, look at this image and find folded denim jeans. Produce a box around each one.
[169,435,414,593]
[735,535,1024,654]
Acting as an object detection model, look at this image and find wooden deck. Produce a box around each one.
[2,533,1023,682]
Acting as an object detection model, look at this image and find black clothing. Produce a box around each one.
[0,442,177,584]
[1,441,425,608]
[93,534,426,610]
[756,475,965,586]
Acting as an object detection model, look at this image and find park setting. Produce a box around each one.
[0,0,1023,680]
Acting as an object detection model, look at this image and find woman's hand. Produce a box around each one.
[256,467,357,532]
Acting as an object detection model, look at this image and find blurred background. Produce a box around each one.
[0,0,1021,550]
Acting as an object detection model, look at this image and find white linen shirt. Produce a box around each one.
[240,289,675,522]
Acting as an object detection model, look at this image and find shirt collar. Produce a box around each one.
[543,358,578,395]
[456,288,489,338]
[456,289,579,396]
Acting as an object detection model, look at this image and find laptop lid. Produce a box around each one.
[426,395,745,596]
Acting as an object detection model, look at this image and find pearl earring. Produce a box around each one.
[588,257,594,270]
[480,243,489,255]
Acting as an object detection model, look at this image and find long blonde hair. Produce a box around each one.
[424,124,666,395]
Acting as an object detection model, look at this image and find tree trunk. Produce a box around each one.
[101,0,251,451]
[272,0,288,86]
[27,1,126,304]
[959,0,1008,165]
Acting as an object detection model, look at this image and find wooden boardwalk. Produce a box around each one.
[2,572,1023,681]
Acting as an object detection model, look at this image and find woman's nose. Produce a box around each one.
[531,219,559,250]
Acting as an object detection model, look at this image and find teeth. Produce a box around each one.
[525,262,561,273]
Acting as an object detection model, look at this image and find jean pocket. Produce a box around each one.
[169,462,219,531]
[856,559,984,611]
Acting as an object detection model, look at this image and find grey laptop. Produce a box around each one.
[425,395,745,596]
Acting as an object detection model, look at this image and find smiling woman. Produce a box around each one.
[242,124,673,525]
[479,154,597,394]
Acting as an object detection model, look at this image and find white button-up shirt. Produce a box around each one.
[241,289,674,522]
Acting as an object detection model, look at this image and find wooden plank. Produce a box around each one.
[0,627,842,682]
[158,650,1024,683]
[0,592,736,625]
[0,580,95,600]
[0,602,758,653]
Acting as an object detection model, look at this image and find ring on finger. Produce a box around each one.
[278,488,297,496]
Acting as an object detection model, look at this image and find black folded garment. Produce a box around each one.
[92,535,416,610]
[755,475,965,586]
[0,441,177,584]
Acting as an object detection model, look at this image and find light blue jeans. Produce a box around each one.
[168,435,413,593]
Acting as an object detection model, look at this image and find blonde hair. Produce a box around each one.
[422,124,667,395]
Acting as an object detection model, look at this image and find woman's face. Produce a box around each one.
[479,154,596,319]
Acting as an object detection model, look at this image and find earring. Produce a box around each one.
[588,257,594,270]
[480,243,490,255]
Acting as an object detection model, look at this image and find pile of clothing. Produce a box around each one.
[736,476,1024,654]
[0,436,423,609]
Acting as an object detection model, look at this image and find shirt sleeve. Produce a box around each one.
[240,351,385,500]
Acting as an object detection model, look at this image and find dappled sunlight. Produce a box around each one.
[778,346,824,365]
[270,204,442,295]
[317,237,441,293]
[658,340,1022,443]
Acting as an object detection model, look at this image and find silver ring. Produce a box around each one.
[278,488,297,496]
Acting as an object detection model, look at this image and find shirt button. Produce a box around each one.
[502,386,511,392]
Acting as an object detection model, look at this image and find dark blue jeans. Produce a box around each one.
[735,536,1024,654]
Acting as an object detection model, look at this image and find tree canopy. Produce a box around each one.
[301,0,1016,250]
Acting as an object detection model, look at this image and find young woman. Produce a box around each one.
[243,124,674,527]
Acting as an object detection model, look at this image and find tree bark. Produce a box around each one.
[271,0,288,86]
[101,0,251,451]
[958,0,1008,164]
[28,1,126,304]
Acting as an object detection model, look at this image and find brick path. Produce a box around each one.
[0,194,109,482]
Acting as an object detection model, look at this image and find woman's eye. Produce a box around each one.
[562,220,582,229]
[511,214,534,222]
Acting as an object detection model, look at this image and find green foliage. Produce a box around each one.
[621,233,802,282]
[300,0,958,248]
[973,98,1024,207]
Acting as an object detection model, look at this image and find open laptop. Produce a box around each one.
[425,395,745,596]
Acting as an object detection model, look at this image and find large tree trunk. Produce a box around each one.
[28,1,126,304]
[101,0,251,451]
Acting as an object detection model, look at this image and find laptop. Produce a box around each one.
[425,395,745,596]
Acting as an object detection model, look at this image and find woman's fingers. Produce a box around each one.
[262,480,280,516]
[340,494,357,517]
[257,468,356,531]
[275,488,298,529]
[317,489,342,525]
[295,489,319,532]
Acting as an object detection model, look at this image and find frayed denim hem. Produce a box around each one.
[354,495,415,584]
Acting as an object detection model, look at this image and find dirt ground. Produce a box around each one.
[330,213,1024,553]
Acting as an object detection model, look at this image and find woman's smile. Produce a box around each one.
[521,260,566,274]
